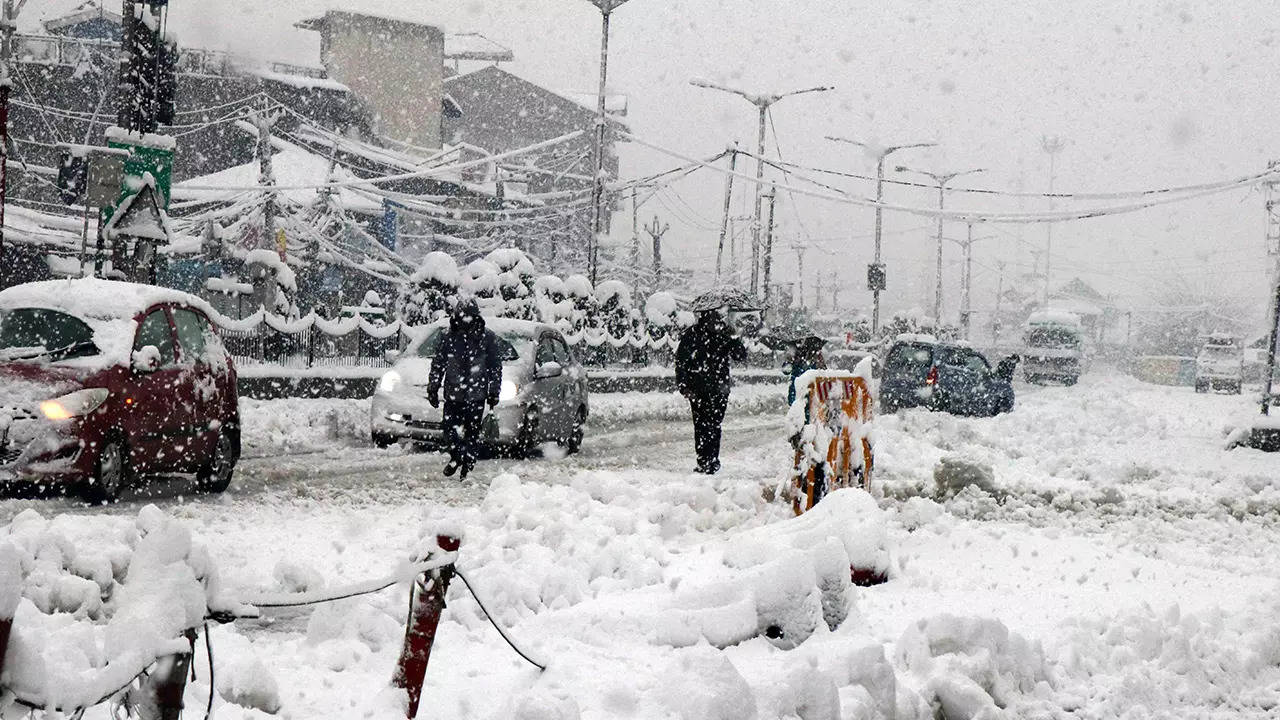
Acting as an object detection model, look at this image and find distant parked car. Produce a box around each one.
[371,318,589,455]
[880,336,1018,416]
[1195,334,1243,394]
[0,279,240,502]
[1022,311,1084,385]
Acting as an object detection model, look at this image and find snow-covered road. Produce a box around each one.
[7,374,1280,718]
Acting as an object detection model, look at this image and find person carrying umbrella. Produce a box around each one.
[427,298,503,479]
[676,290,752,474]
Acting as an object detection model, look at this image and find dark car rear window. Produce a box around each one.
[886,343,933,373]
[0,308,99,361]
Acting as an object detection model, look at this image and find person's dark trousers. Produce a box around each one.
[688,391,730,472]
[443,399,485,472]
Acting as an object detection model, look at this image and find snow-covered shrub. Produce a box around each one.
[403,251,460,326]
[533,275,572,326]
[463,259,505,315]
[564,274,597,334]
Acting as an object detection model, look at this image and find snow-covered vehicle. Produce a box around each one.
[0,279,241,501]
[1194,334,1243,394]
[880,336,1018,416]
[1021,312,1084,385]
[371,318,589,455]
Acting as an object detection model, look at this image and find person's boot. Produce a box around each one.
[460,458,475,480]
[443,458,460,477]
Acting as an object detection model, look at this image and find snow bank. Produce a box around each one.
[1,506,222,712]
[897,615,1050,719]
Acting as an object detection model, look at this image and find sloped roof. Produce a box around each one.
[445,65,630,122]
[444,33,513,62]
[1053,277,1108,304]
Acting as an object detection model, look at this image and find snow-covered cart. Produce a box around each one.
[788,367,875,516]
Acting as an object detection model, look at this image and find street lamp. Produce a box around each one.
[825,137,935,335]
[691,78,833,295]
[584,0,637,286]
[894,164,985,327]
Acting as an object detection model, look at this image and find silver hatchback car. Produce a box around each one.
[371,318,589,455]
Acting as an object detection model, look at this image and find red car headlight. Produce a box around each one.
[40,388,110,420]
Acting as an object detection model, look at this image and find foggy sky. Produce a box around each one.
[144,0,1280,325]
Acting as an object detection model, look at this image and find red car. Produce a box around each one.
[0,279,240,502]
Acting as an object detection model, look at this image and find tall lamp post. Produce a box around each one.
[584,0,636,285]
[895,164,985,327]
[825,137,935,335]
[690,78,832,295]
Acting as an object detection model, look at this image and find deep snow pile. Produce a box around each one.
[0,506,231,712]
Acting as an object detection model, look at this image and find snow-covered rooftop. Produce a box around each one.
[444,33,514,62]
[171,130,384,215]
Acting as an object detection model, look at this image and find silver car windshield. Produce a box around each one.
[412,328,526,361]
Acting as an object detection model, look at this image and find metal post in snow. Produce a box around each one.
[134,629,197,720]
[392,534,460,719]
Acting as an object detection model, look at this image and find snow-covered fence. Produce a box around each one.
[216,310,409,370]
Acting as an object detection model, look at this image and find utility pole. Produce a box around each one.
[716,145,738,281]
[993,261,1006,346]
[0,0,25,273]
[1261,160,1280,416]
[762,187,777,312]
[829,270,839,312]
[690,78,832,294]
[944,223,994,340]
[630,184,641,270]
[895,164,985,327]
[585,0,637,285]
[644,214,668,289]
[826,136,935,335]
[1041,135,1066,303]
[794,244,807,310]
[252,103,281,250]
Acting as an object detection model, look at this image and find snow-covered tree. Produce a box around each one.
[402,251,460,326]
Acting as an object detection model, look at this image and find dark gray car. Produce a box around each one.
[880,339,1018,416]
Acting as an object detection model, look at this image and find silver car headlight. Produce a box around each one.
[499,378,519,402]
[41,388,110,420]
[378,370,402,394]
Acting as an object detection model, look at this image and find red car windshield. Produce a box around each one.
[0,308,100,361]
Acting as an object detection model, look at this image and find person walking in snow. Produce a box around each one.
[675,306,748,474]
[427,298,504,479]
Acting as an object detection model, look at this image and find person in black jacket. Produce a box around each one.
[675,307,749,474]
[427,299,504,479]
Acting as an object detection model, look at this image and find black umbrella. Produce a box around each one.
[690,286,764,313]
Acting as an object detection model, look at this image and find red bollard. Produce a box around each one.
[392,535,459,719]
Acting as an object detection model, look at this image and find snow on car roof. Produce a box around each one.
[0,278,212,320]
[0,279,220,366]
